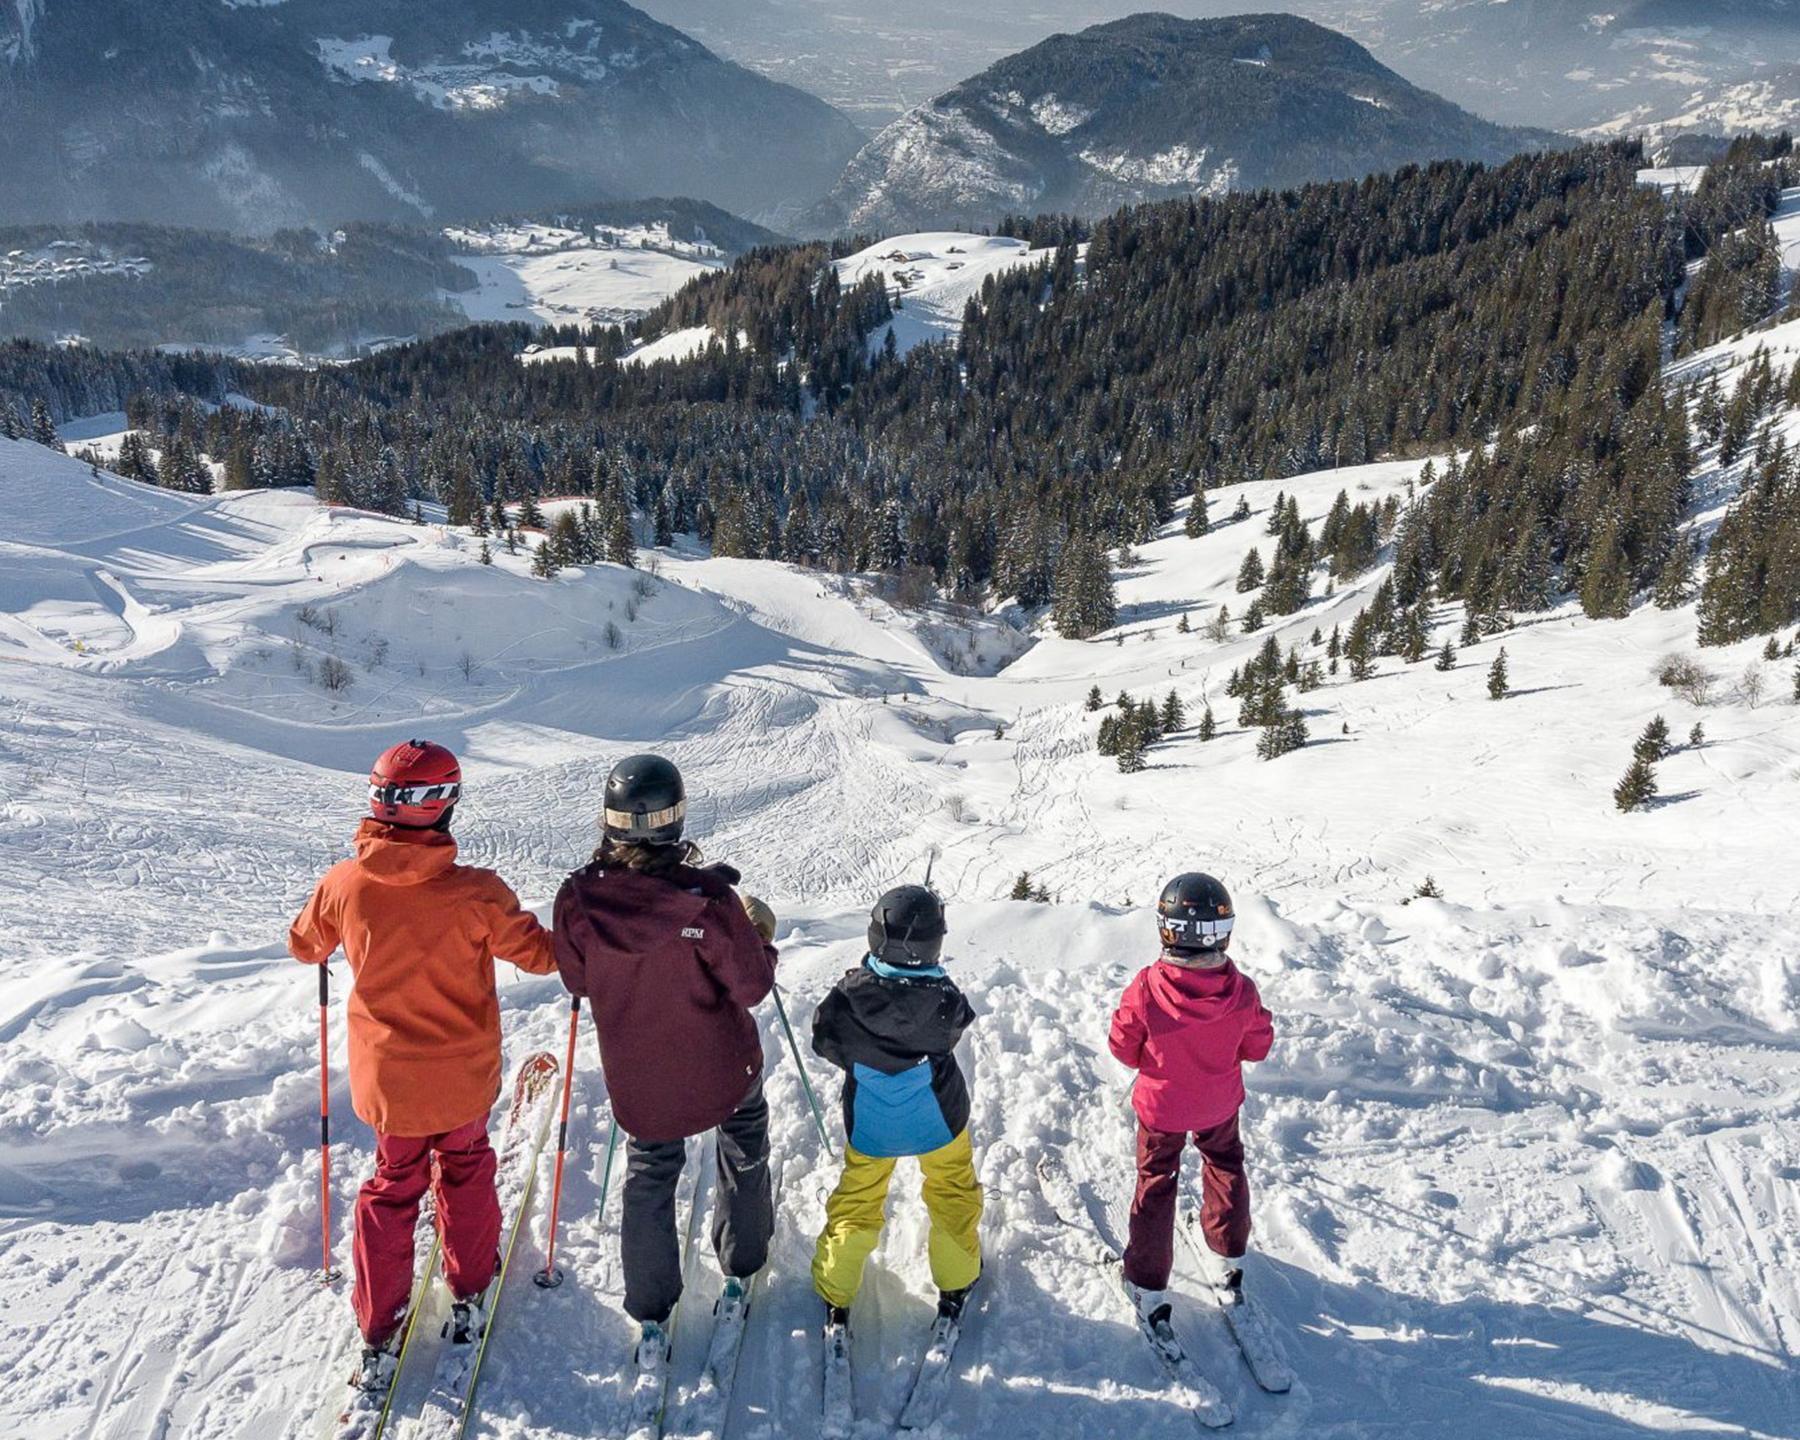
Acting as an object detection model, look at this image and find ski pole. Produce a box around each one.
[317,964,341,1286]
[536,995,584,1290]
[771,982,835,1158]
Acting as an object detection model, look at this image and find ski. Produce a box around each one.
[405,1050,563,1439]
[1034,1156,1234,1430]
[321,1196,444,1440]
[667,1157,782,1440]
[895,1282,980,1431]
[819,1310,854,1440]
[1177,1212,1294,1395]
[624,1134,714,1440]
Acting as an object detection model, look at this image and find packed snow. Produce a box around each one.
[2,411,1798,1438]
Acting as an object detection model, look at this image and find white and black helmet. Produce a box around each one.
[602,754,687,845]
[1157,872,1234,960]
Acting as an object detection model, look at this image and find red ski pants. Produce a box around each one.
[353,1116,499,1345]
[1122,1111,1251,1291]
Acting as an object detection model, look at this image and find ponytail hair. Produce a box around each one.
[593,835,702,877]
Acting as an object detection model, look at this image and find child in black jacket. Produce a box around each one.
[810,885,981,1326]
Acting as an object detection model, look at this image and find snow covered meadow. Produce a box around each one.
[2,323,1799,1439]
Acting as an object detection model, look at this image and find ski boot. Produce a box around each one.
[1213,1266,1245,1309]
[715,1276,747,1314]
[936,1276,980,1324]
[635,1318,671,1370]
[350,1339,400,1395]
[444,1289,491,1345]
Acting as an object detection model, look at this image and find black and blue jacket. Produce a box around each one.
[811,956,975,1158]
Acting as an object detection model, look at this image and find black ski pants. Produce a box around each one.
[620,1076,773,1323]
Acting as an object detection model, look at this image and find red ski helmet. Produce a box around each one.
[368,739,462,828]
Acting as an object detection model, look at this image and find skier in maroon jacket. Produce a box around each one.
[553,754,778,1365]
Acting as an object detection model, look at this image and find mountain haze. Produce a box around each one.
[806,13,1563,236]
[0,0,864,234]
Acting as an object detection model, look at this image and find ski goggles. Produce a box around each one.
[1160,914,1234,949]
[371,780,462,808]
[604,800,685,833]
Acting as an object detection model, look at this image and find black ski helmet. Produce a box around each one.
[1157,873,1234,958]
[602,754,687,845]
[868,884,947,969]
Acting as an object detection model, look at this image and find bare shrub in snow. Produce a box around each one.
[297,605,339,637]
[945,794,968,823]
[631,573,656,601]
[1736,664,1767,709]
[317,656,353,692]
[1655,654,1715,706]
[605,621,623,650]
[458,650,478,682]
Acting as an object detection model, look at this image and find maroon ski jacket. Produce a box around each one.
[554,859,777,1143]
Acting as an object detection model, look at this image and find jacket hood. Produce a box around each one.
[352,817,459,886]
[1145,956,1244,1022]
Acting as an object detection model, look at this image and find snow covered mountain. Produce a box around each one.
[803,14,1563,236]
[641,0,1800,139]
[4,213,1800,1427]
[0,0,864,234]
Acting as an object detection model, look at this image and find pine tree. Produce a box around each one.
[1161,690,1186,731]
[1256,707,1308,760]
[1085,685,1104,711]
[1434,641,1456,672]
[1231,496,1250,523]
[1051,533,1118,639]
[1460,609,1481,647]
[1177,612,1191,634]
[607,507,637,568]
[1116,725,1148,773]
[29,399,63,453]
[1009,872,1034,901]
[1652,535,1696,610]
[530,538,557,578]
[1235,548,1265,593]
[1613,756,1658,812]
[1689,722,1706,748]
[478,539,493,565]
[1184,486,1210,537]
[1241,601,1266,634]
[1198,703,1217,741]
[1487,647,1510,700]
[1096,713,1120,756]
[1635,715,1671,762]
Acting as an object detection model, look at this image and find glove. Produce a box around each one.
[740,892,777,942]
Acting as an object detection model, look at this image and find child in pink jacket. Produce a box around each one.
[1109,872,1273,1320]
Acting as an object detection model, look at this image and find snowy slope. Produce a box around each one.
[2,422,1799,1439]
[446,223,726,327]
[834,233,1058,354]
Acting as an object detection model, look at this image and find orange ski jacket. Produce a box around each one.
[289,819,555,1137]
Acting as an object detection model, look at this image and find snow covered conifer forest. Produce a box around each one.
[4,41,1800,1440]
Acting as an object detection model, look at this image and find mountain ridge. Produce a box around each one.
[0,0,864,234]
[805,12,1564,236]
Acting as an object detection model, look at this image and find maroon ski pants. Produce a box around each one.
[1122,1111,1251,1291]
[353,1116,500,1345]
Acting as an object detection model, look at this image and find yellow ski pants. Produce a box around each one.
[811,1129,983,1308]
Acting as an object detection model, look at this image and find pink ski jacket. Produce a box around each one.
[1109,957,1274,1133]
